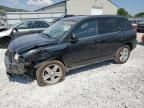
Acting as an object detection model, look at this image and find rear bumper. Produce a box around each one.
[4,56,30,74]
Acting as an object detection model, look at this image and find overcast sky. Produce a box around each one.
[0,0,144,15]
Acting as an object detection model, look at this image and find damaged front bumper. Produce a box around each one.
[4,55,30,74]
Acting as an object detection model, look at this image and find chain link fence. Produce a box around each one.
[129,17,144,23]
[3,12,65,26]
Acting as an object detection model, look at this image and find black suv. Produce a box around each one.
[5,15,137,86]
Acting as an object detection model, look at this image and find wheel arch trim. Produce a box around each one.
[33,56,66,69]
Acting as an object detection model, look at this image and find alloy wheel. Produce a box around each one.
[119,47,129,62]
[42,64,62,84]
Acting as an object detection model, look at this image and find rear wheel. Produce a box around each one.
[36,60,66,86]
[114,45,130,64]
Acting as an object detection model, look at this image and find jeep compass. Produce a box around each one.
[5,15,137,86]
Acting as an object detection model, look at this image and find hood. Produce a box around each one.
[8,33,57,54]
[0,29,12,37]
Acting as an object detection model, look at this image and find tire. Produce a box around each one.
[6,72,13,78]
[114,45,130,64]
[0,37,11,47]
[36,60,66,86]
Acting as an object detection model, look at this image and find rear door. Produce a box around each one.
[97,18,121,58]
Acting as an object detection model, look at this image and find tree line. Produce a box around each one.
[118,8,144,17]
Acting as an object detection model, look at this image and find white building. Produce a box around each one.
[35,0,118,15]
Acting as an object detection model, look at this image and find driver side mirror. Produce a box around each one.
[69,34,79,43]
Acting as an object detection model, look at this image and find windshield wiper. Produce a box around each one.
[41,32,52,38]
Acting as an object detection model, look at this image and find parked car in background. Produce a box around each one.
[0,18,7,28]
[0,26,8,32]
[130,20,138,31]
[142,34,144,44]
[0,20,50,47]
[137,20,144,33]
[53,15,75,23]
[5,15,137,86]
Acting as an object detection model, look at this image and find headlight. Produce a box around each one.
[14,53,20,61]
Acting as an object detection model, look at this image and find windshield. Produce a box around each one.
[42,20,76,38]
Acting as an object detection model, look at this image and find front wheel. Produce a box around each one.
[114,45,130,64]
[36,60,66,86]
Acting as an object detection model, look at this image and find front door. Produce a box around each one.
[65,19,102,67]
[13,21,34,38]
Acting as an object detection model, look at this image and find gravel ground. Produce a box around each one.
[0,34,144,108]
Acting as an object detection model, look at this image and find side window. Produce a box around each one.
[117,19,127,31]
[73,20,97,39]
[116,19,132,31]
[98,19,115,35]
[125,21,132,30]
[17,21,33,29]
[33,21,49,28]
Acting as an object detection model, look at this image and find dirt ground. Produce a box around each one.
[0,33,144,108]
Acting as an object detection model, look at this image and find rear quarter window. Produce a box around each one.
[117,18,132,31]
[125,21,133,30]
